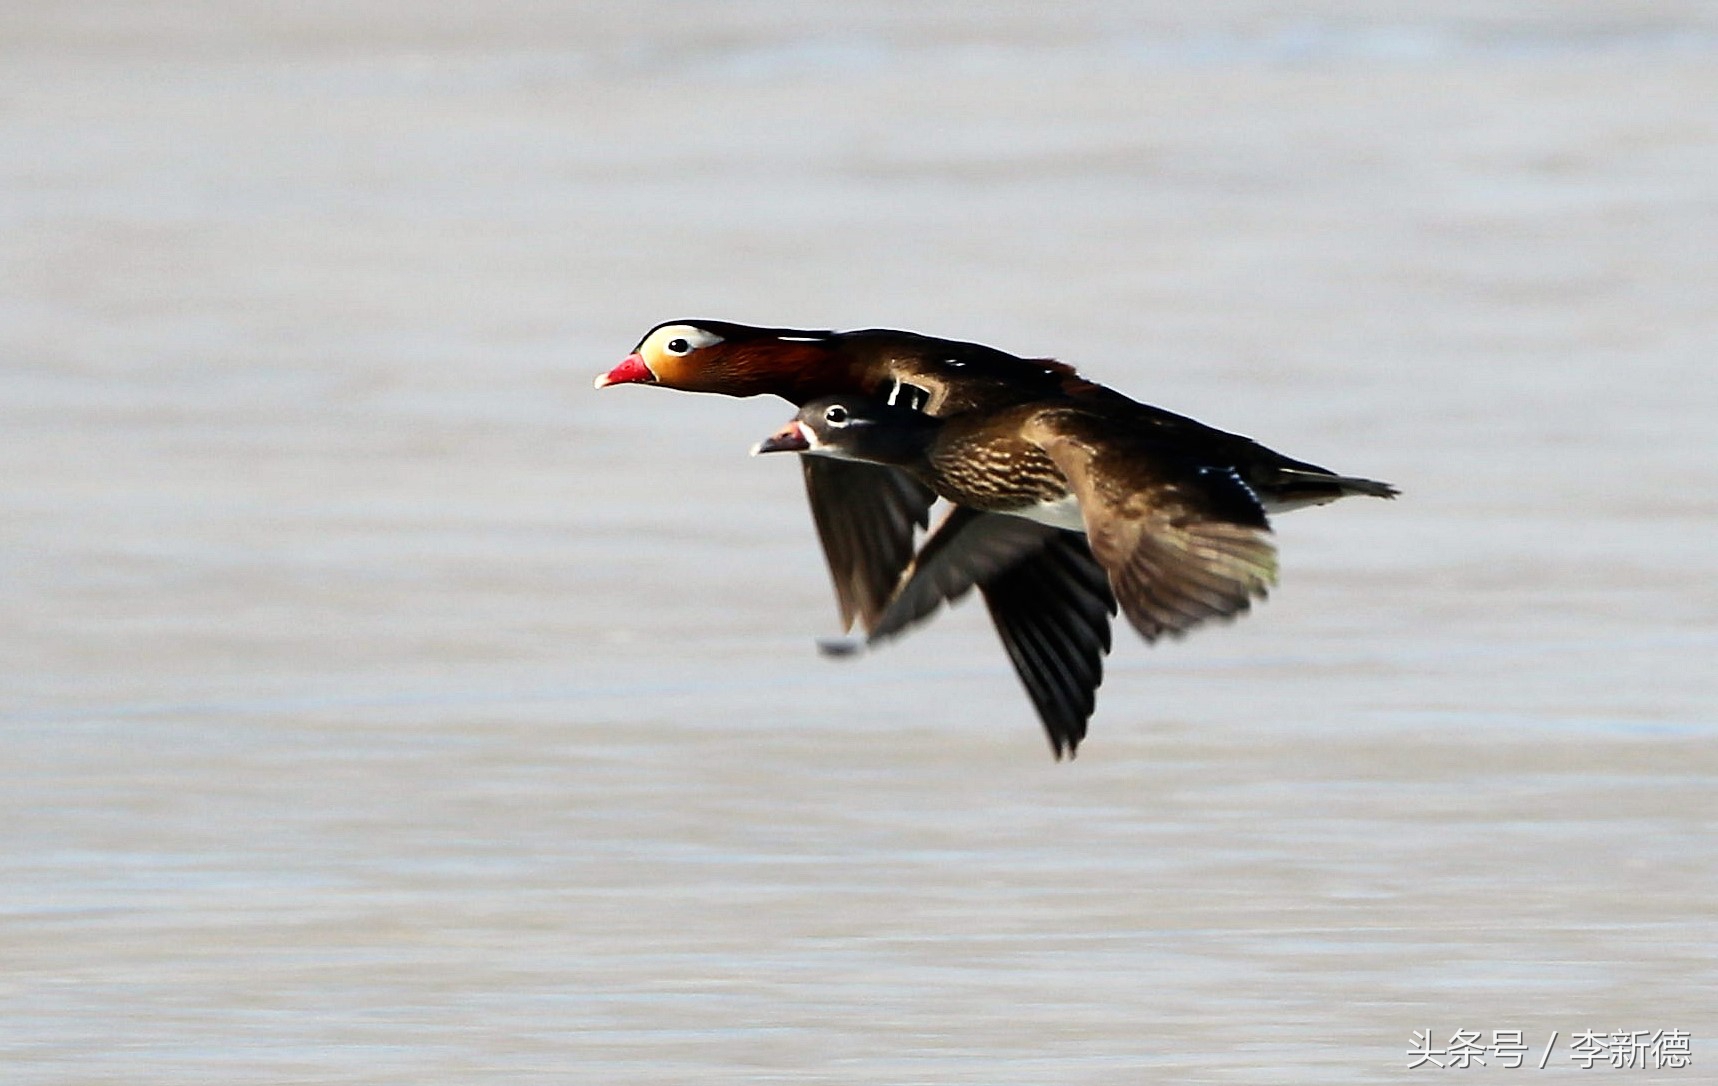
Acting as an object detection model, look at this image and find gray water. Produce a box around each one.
[3,3,1716,1082]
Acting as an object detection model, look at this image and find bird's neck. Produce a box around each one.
[716,339,863,404]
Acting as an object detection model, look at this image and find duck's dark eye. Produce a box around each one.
[823,405,849,426]
[665,338,691,355]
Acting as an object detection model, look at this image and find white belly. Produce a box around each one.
[1009,494,1086,533]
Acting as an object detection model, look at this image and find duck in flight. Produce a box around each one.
[756,393,1397,637]
[598,320,1110,636]
[597,320,1396,757]
[753,393,1395,752]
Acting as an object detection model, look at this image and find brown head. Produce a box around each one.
[595,319,842,401]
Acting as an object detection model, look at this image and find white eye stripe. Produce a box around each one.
[648,324,724,355]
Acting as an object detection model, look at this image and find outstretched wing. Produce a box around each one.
[866,507,1115,760]
[1029,411,1277,644]
[1092,510,1277,642]
[867,506,1060,642]
[979,530,1115,759]
[801,457,936,632]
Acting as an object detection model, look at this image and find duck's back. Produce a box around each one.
[1017,405,1270,526]
[832,330,1115,416]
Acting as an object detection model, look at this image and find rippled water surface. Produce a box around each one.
[3,3,1715,1082]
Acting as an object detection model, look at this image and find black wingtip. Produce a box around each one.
[979,532,1110,763]
[816,637,865,658]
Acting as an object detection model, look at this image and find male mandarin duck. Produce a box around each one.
[597,320,1396,757]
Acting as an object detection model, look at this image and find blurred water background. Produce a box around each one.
[2,3,1715,1082]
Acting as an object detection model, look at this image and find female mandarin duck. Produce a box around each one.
[754,393,1395,752]
[755,394,1400,638]
[597,320,1396,757]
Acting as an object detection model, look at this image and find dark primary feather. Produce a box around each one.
[828,498,1123,756]
[844,502,1118,758]
[979,531,1116,758]
[800,457,936,633]
[866,506,1064,644]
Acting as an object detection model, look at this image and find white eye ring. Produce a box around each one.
[824,404,850,426]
